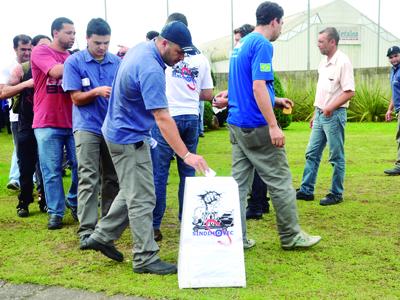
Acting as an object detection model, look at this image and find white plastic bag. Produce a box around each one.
[178,177,246,288]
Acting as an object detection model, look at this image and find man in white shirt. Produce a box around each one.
[0,34,32,191]
[151,13,214,241]
[296,27,355,206]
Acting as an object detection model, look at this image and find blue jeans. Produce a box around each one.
[9,122,20,184]
[299,108,347,196]
[198,101,204,135]
[34,128,78,217]
[151,115,199,228]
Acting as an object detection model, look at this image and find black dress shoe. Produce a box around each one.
[17,207,29,218]
[154,229,163,242]
[246,209,263,220]
[319,193,343,206]
[48,215,63,230]
[296,189,314,201]
[133,259,177,275]
[65,199,78,222]
[79,234,91,250]
[384,167,400,176]
[85,237,124,262]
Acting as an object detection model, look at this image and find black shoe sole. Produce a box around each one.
[133,266,177,275]
[48,223,63,230]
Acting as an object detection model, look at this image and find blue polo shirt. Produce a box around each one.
[227,32,275,128]
[102,41,168,144]
[390,66,400,112]
[63,49,121,135]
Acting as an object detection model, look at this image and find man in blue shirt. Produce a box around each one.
[63,18,120,249]
[227,1,321,250]
[384,46,400,175]
[82,21,208,275]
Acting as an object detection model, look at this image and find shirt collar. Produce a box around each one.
[324,49,341,66]
[83,49,113,64]
[149,40,166,70]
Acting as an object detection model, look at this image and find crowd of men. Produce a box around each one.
[1,0,399,276]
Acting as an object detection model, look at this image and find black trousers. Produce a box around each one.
[247,170,269,212]
[17,129,43,207]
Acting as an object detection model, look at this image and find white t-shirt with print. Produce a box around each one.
[165,53,214,117]
[0,60,19,122]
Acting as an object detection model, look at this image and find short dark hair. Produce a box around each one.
[32,35,51,47]
[146,30,159,40]
[13,34,32,49]
[319,27,340,45]
[167,12,188,26]
[233,24,255,38]
[51,17,74,38]
[256,1,284,26]
[86,18,111,37]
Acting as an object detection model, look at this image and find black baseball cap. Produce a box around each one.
[387,46,400,57]
[160,21,199,55]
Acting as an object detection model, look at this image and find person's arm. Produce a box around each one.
[253,80,285,147]
[69,86,112,106]
[0,64,33,99]
[274,97,294,109]
[48,64,64,79]
[322,90,355,117]
[386,99,394,122]
[199,88,213,101]
[152,108,208,173]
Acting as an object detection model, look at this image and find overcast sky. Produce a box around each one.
[0,0,399,65]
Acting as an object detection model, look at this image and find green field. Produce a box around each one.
[0,122,399,299]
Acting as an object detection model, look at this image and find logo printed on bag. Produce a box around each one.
[192,191,234,244]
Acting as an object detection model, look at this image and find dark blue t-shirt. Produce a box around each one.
[63,49,121,135]
[390,66,400,112]
[102,41,168,144]
[227,32,275,128]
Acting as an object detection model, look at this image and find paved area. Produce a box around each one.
[0,280,146,300]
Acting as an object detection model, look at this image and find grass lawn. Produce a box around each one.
[0,122,399,299]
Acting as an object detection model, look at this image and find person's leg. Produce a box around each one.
[16,129,36,215]
[325,108,346,196]
[99,136,119,216]
[65,131,78,207]
[298,110,327,196]
[247,169,269,216]
[151,125,173,230]
[175,115,198,220]
[75,131,102,237]
[228,125,255,245]
[34,128,66,218]
[8,121,20,188]
[198,101,205,136]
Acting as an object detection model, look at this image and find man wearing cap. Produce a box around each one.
[151,12,214,242]
[296,27,355,206]
[384,46,400,175]
[83,21,208,275]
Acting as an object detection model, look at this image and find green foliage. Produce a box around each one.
[348,82,390,122]
[203,101,215,129]
[1,123,400,299]
[283,77,316,121]
[274,74,292,129]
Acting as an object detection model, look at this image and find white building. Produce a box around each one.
[200,0,400,72]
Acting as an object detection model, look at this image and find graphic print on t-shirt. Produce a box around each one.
[46,77,64,94]
[171,61,199,91]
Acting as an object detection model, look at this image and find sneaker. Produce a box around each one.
[320,193,343,206]
[85,237,124,262]
[17,207,29,218]
[154,229,163,242]
[133,259,177,275]
[65,199,78,222]
[296,189,314,201]
[243,239,256,249]
[6,181,20,191]
[48,215,63,230]
[281,231,321,250]
[384,167,400,176]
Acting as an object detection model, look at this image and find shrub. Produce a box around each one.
[274,74,292,129]
[348,82,390,122]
